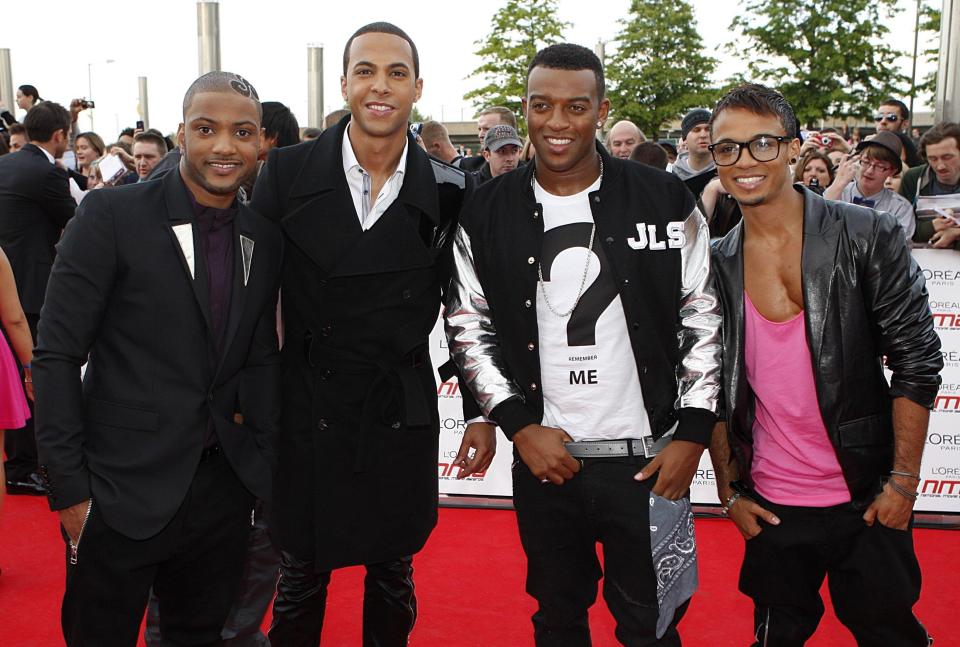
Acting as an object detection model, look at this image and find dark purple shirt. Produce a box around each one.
[186,189,237,355]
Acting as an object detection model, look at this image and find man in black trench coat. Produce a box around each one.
[250,22,493,646]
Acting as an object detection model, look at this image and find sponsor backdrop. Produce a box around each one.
[433,248,958,512]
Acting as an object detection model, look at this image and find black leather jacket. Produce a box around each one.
[711,186,943,507]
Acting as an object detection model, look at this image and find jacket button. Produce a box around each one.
[593,196,600,203]
[605,237,614,245]
[391,421,401,429]
[527,256,535,265]
[320,369,334,380]
[533,210,540,219]
[321,324,333,336]
[632,322,640,330]
[529,382,538,391]
[524,299,532,308]
[641,365,648,374]
[316,418,328,431]
[527,342,535,351]
[622,279,629,285]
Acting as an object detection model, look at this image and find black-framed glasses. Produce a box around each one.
[708,135,789,166]
[874,113,900,123]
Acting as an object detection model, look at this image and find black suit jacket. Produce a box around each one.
[0,143,76,314]
[34,170,283,540]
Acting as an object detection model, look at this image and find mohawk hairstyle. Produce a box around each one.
[527,43,605,100]
[710,83,798,139]
[182,71,262,121]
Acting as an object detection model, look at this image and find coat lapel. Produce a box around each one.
[163,171,215,340]
[217,211,255,376]
[280,118,363,275]
[715,221,747,416]
[799,186,840,373]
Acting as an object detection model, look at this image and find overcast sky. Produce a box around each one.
[0,0,940,138]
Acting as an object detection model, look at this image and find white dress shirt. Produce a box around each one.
[341,125,409,230]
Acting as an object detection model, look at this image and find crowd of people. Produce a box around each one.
[0,19,955,647]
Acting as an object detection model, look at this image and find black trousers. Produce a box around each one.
[3,313,37,482]
[512,456,686,647]
[268,552,417,647]
[61,448,254,647]
[144,500,281,647]
[739,491,931,646]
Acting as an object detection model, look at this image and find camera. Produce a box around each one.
[81,99,96,109]
[821,136,831,146]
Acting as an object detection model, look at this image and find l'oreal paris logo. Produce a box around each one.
[627,222,685,250]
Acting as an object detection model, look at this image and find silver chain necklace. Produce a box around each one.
[535,156,603,319]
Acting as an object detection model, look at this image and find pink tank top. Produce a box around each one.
[744,291,850,506]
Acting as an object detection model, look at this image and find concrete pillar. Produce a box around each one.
[138,77,150,129]
[197,1,221,75]
[934,0,959,122]
[307,45,324,129]
[0,49,13,117]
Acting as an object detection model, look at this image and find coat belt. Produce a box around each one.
[305,332,432,473]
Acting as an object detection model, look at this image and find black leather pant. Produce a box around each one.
[268,551,417,647]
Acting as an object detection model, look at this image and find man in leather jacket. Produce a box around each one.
[707,84,942,646]
[446,44,721,646]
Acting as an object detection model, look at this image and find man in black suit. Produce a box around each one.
[0,101,76,495]
[251,22,493,646]
[33,71,283,646]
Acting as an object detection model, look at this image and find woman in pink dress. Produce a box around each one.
[0,246,34,524]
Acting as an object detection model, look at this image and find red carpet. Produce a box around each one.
[1,495,957,646]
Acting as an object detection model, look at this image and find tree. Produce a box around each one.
[463,0,569,133]
[606,0,718,138]
[729,0,908,127]
[914,1,940,105]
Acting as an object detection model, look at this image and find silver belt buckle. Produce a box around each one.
[642,423,677,458]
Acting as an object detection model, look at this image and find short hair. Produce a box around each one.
[260,101,300,149]
[324,109,351,130]
[919,122,960,157]
[880,98,910,121]
[8,123,27,137]
[76,131,106,157]
[860,141,901,172]
[419,120,451,149]
[23,101,71,142]
[478,106,518,130]
[109,140,132,155]
[119,127,135,138]
[342,22,419,79]
[302,127,323,140]
[711,83,797,139]
[182,71,261,121]
[18,84,41,104]
[793,151,836,185]
[629,142,668,170]
[133,130,168,155]
[528,43,605,101]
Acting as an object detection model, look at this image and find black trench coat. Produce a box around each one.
[251,117,475,571]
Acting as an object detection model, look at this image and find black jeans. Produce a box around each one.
[145,500,281,647]
[512,456,686,647]
[61,448,254,647]
[268,552,417,647]
[739,491,931,646]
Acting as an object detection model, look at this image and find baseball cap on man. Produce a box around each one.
[484,125,522,152]
[856,130,903,159]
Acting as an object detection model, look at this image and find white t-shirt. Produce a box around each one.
[534,177,650,442]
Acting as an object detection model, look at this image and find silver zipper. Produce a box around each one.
[69,500,93,566]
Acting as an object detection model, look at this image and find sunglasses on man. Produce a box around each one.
[873,113,901,123]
